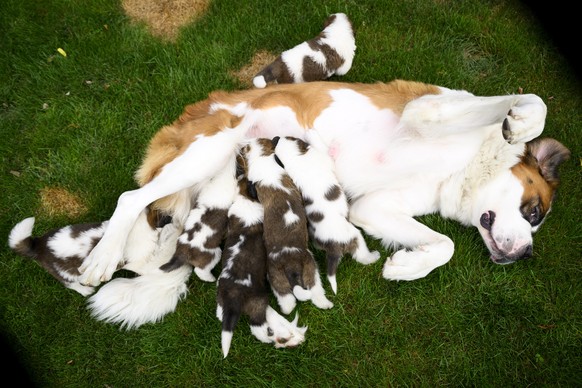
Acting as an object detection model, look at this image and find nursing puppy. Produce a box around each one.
[241,138,333,314]
[273,136,381,294]
[253,13,356,88]
[160,164,237,282]
[216,165,307,357]
[8,210,175,297]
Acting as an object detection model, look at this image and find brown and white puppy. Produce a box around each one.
[241,138,333,315]
[253,13,356,88]
[160,162,237,282]
[272,136,381,294]
[216,165,307,357]
[8,210,174,297]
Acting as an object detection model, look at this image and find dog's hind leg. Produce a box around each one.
[402,91,547,143]
[349,191,454,281]
[79,128,244,286]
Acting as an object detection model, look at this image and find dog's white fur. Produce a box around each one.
[253,13,356,88]
[273,136,380,294]
[77,80,569,297]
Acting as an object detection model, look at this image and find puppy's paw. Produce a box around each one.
[355,250,381,265]
[194,267,216,282]
[310,285,334,309]
[502,95,546,144]
[275,292,297,315]
[292,285,312,301]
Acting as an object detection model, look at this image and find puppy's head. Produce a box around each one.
[473,138,570,264]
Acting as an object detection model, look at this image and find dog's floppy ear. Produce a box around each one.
[525,138,571,187]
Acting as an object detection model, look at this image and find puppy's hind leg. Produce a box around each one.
[308,270,334,309]
[351,231,381,265]
[79,128,244,286]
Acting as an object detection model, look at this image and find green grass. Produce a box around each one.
[1,0,580,386]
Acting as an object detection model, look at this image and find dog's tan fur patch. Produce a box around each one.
[38,187,88,218]
[122,0,211,41]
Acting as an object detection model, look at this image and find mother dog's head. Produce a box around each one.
[473,137,570,264]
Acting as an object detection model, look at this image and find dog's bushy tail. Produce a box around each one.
[8,217,38,259]
[87,264,192,330]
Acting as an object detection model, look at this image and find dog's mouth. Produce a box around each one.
[483,232,533,265]
[479,211,533,265]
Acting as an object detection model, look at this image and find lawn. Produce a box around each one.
[1,0,580,386]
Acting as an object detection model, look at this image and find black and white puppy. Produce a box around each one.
[216,159,307,358]
[242,138,333,315]
[160,164,237,282]
[252,13,356,88]
[8,209,176,296]
[273,136,381,294]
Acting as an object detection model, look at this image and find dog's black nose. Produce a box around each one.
[480,211,495,231]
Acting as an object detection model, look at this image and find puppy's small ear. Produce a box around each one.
[525,138,571,187]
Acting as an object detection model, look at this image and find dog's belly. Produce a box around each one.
[303,88,483,205]
[245,106,306,140]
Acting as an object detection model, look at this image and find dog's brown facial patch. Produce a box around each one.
[512,138,571,226]
[122,0,211,41]
[511,163,553,226]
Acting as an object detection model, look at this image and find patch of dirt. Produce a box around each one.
[122,0,211,41]
[39,187,88,218]
[231,50,277,87]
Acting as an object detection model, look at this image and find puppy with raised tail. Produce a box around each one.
[216,160,307,357]
[273,136,381,294]
[253,13,356,88]
[241,138,333,315]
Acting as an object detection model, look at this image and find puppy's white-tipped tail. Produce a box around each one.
[221,330,233,358]
[253,76,267,88]
[327,274,337,295]
[8,217,35,249]
[87,265,192,330]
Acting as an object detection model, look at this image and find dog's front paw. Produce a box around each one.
[502,95,546,144]
[382,249,433,281]
[79,243,123,286]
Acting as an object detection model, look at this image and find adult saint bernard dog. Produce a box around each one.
[79,79,570,290]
